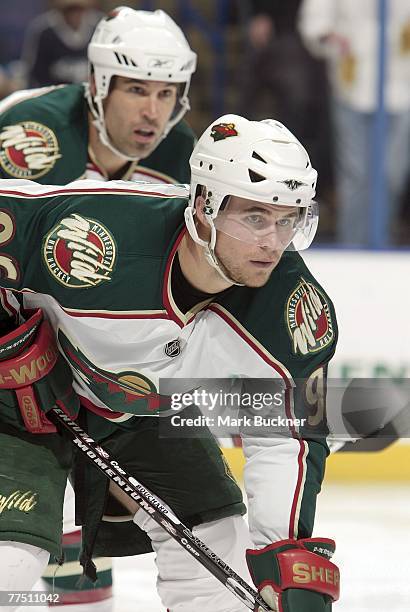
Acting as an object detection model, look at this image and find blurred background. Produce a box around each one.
[1,1,409,609]
[0,0,409,249]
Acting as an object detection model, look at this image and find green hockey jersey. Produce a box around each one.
[0,178,337,545]
[0,84,195,184]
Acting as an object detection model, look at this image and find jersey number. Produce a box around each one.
[0,209,19,280]
[305,366,326,427]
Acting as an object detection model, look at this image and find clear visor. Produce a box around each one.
[213,197,318,251]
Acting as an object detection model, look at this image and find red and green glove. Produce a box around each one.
[0,308,80,433]
[247,537,340,612]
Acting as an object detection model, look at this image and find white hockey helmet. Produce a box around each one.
[86,6,197,159]
[185,114,318,280]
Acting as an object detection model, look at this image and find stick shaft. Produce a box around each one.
[49,406,271,612]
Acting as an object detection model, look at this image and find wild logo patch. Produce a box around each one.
[210,122,238,142]
[0,122,61,179]
[286,278,334,355]
[58,330,162,416]
[43,213,116,288]
[278,179,308,191]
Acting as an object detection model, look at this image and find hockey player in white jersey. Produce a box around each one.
[0,115,340,612]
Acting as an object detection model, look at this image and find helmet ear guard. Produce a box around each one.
[86,6,197,158]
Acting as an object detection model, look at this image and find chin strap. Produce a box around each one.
[204,243,244,287]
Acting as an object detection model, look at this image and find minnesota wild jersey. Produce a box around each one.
[0,178,338,544]
[0,84,195,184]
[0,179,337,419]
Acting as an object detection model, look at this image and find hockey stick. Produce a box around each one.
[48,405,271,612]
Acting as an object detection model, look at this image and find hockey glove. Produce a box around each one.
[0,308,80,433]
[246,537,340,612]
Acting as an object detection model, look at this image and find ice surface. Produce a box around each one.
[113,483,410,611]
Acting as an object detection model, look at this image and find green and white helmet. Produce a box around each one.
[185,114,318,279]
[86,6,197,159]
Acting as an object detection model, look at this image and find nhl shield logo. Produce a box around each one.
[164,339,181,357]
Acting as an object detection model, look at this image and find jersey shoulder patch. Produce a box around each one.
[285,276,335,356]
[0,85,86,180]
[280,252,336,357]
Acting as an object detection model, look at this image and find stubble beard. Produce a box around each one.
[216,254,275,288]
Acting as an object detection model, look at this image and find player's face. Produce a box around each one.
[103,77,178,158]
[213,197,300,287]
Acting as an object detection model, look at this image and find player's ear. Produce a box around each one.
[194,185,207,225]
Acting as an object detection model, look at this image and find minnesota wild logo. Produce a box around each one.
[0,121,61,179]
[286,279,334,356]
[58,330,166,416]
[43,213,116,288]
[210,122,238,142]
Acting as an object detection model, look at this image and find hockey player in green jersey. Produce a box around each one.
[0,7,197,609]
[0,6,197,185]
[0,115,340,612]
